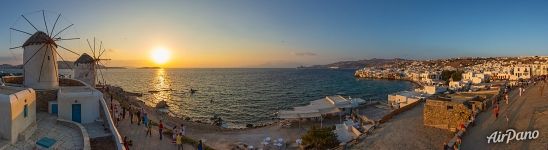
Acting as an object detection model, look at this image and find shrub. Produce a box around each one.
[301,126,339,149]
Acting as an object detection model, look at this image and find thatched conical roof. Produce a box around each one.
[75,53,95,64]
[23,31,56,47]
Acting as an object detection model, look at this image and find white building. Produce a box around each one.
[0,86,36,144]
[277,95,365,119]
[449,80,469,91]
[387,91,423,108]
[57,84,102,124]
[419,85,447,95]
[512,66,531,80]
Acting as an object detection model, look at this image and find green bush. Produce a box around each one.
[301,126,339,149]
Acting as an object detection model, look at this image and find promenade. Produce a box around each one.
[462,82,548,150]
[108,98,196,150]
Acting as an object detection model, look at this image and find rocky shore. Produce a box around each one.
[105,85,339,149]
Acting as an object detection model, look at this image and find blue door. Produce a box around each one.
[72,104,81,123]
[51,104,58,116]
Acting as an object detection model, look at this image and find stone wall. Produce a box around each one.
[423,100,472,131]
[36,90,58,112]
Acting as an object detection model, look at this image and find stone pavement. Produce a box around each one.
[3,112,84,150]
[109,100,196,150]
[462,83,548,150]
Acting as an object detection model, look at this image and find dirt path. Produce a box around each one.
[461,83,548,150]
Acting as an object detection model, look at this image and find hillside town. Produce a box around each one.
[349,56,548,149]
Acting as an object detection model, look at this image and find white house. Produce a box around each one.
[421,85,447,95]
[387,91,422,108]
[56,83,102,124]
[512,66,531,80]
[0,86,36,144]
[449,80,469,91]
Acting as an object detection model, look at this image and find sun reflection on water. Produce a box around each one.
[150,69,173,105]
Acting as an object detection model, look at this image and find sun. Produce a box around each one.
[151,48,171,65]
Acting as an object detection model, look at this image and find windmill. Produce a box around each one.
[74,37,110,87]
[9,10,80,90]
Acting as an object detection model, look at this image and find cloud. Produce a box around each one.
[292,52,318,57]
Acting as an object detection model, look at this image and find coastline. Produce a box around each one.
[355,76,424,90]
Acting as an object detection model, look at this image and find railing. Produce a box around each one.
[99,97,126,150]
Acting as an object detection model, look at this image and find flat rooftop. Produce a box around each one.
[326,95,349,104]
[60,86,95,93]
[0,86,30,95]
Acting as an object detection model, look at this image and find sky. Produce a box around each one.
[1,0,548,68]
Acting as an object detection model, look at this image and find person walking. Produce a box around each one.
[146,122,152,137]
[176,133,183,150]
[122,106,127,120]
[158,120,164,140]
[519,87,523,96]
[114,110,119,126]
[172,126,178,143]
[505,93,509,104]
[129,107,134,124]
[136,109,141,126]
[140,108,145,125]
[143,113,148,127]
[493,104,500,119]
[197,140,203,150]
[123,136,130,150]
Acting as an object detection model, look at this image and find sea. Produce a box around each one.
[3,68,414,128]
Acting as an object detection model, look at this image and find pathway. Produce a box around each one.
[462,83,548,150]
[109,99,196,150]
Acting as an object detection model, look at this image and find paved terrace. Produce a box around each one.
[462,82,548,149]
[2,112,84,150]
[351,103,454,150]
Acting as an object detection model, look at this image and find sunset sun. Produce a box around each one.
[151,48,170,65]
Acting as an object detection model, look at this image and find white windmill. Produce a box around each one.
[9,10,80,90]
[74,38,110,87]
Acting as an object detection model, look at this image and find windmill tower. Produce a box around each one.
[74,38,110,87]
[9,10,80,90]
[22,31,59,89]
[74,53,95,86]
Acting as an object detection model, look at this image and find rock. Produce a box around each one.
[156,100,169,108]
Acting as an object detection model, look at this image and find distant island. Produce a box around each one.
[0,61,126,69]
[298,58,410,69]
[137,67,162,69]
